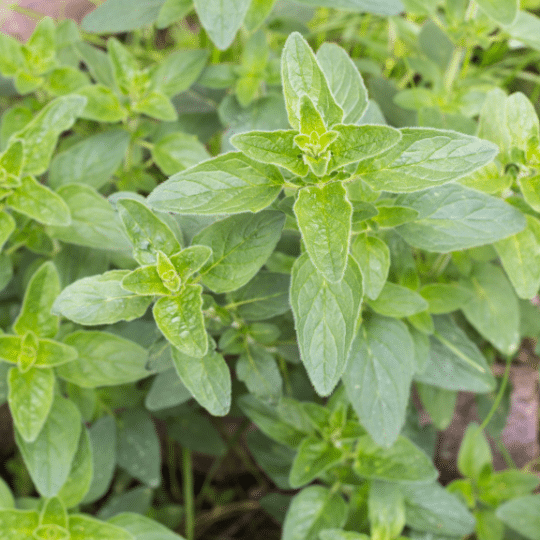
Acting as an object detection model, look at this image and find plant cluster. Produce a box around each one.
[1,0,540,539]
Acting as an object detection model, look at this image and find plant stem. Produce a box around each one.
[182,448,195,540]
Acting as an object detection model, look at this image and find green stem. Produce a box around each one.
[495,435,516,469]
[477,355,512,433]
[182,448,195,540]
[168,438,182,501]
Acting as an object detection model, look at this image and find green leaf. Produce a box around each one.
[477,0,518,25]
[145,368,192,411]
[244,0,276,31]
[52,270,152,326]
[353,435,438,484]
[121,265,170,296]
[0,509,39,540]
[194,211,285,293]
[57,428,93,508]
[56,331,150,388]
[419,283,471,314]
[13,262,60,338]
[343,315,415,447]
[47,184,131,251]
[16,392,81,497]
[236,343,282,400]
[227,271,290,321]
[414,316,496,393]
[44,67,90,97]
[371,205,419,229]
[82,416,116,504]
[117,409,161,488]
[293,0,403,14]
[151,132,210,176]
[395,183,526,252]
[478,469,540,507]
[368,481,406,540]
[416,384,457,430]
[109,512,185,540]
[238,394,309,448]
[82,0,167,33]
[316,42,368,124]
[153,285,208,357]
[49,130,130,190]
[403,482,476,537]
[231,130,308,177]
[356,128,499,193]
[75,84,128,123]
[289,436,342,488]
[6,175,71,226]
[460,263,520,355]
[147,152,283,215]
[8,366,54,443]
[294,182,352,283]
[0,32,24,77]
[0,139,24,178]
[133,91,178,121]
[69,514,134,540]
[170,245,212,281]
[193,0,251,50]
[282,485,347,540]
[350,234,390,300]
[117,198,181,265]
[520,174,540,213]
[327,124,401,173]
[13,95,86,176]
[22,17,56,75]
[157,0,193,28]
[367,282,428,318]
[75,43,115,87]
[281,32,343,131]
[0,477,14,509]
[495,215,540,299]
[496,495,540,540]
[457,423,492,482]
[171,347,231,416]
[150,49,209,97]
[290,253,363,396]
[0,212,15,252]
[319,531,369,540]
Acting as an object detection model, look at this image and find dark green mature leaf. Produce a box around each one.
[419,283,471,314]
[460,263,520,355]
[281,32,343,131]
[153,285,208,357]
[171,347,231,416]
[117,409,161,488]
[343,315,415,447]
[13,95,86,176]
[145,368,192,411]
[6,176,71,226]
[316,42,368,124]
[477,0,518,24]
[231,130,308,177]
[457,423,492,482]
[147,152,283,215]
[496,495,540,540]
[403,482,476,537]
[193,0,251,50]
[151,132,210,176]
[13,261,60,339]
[56,331,150,388]
[368,481,406,540]
[82,416,116,504]
[353,435,438,484]
[82,0,167,33]
[290,253,363,396]
[356,128,499,192]
[414,316,496,393]
[289,437,342,488]
[395,183,526,252]
[8,367,54,443]
[52,270,152,326]
[236,344,282,400]
[47,184,131,251]
[194,211,285,293]
[227,272,291,321]
[294,182,352,283]
[157,0,193,28]
[367,282,428,318]
[49,130,130,190]
[282,485,347,540]
[117,198,181,265]
[16,393,81,497]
